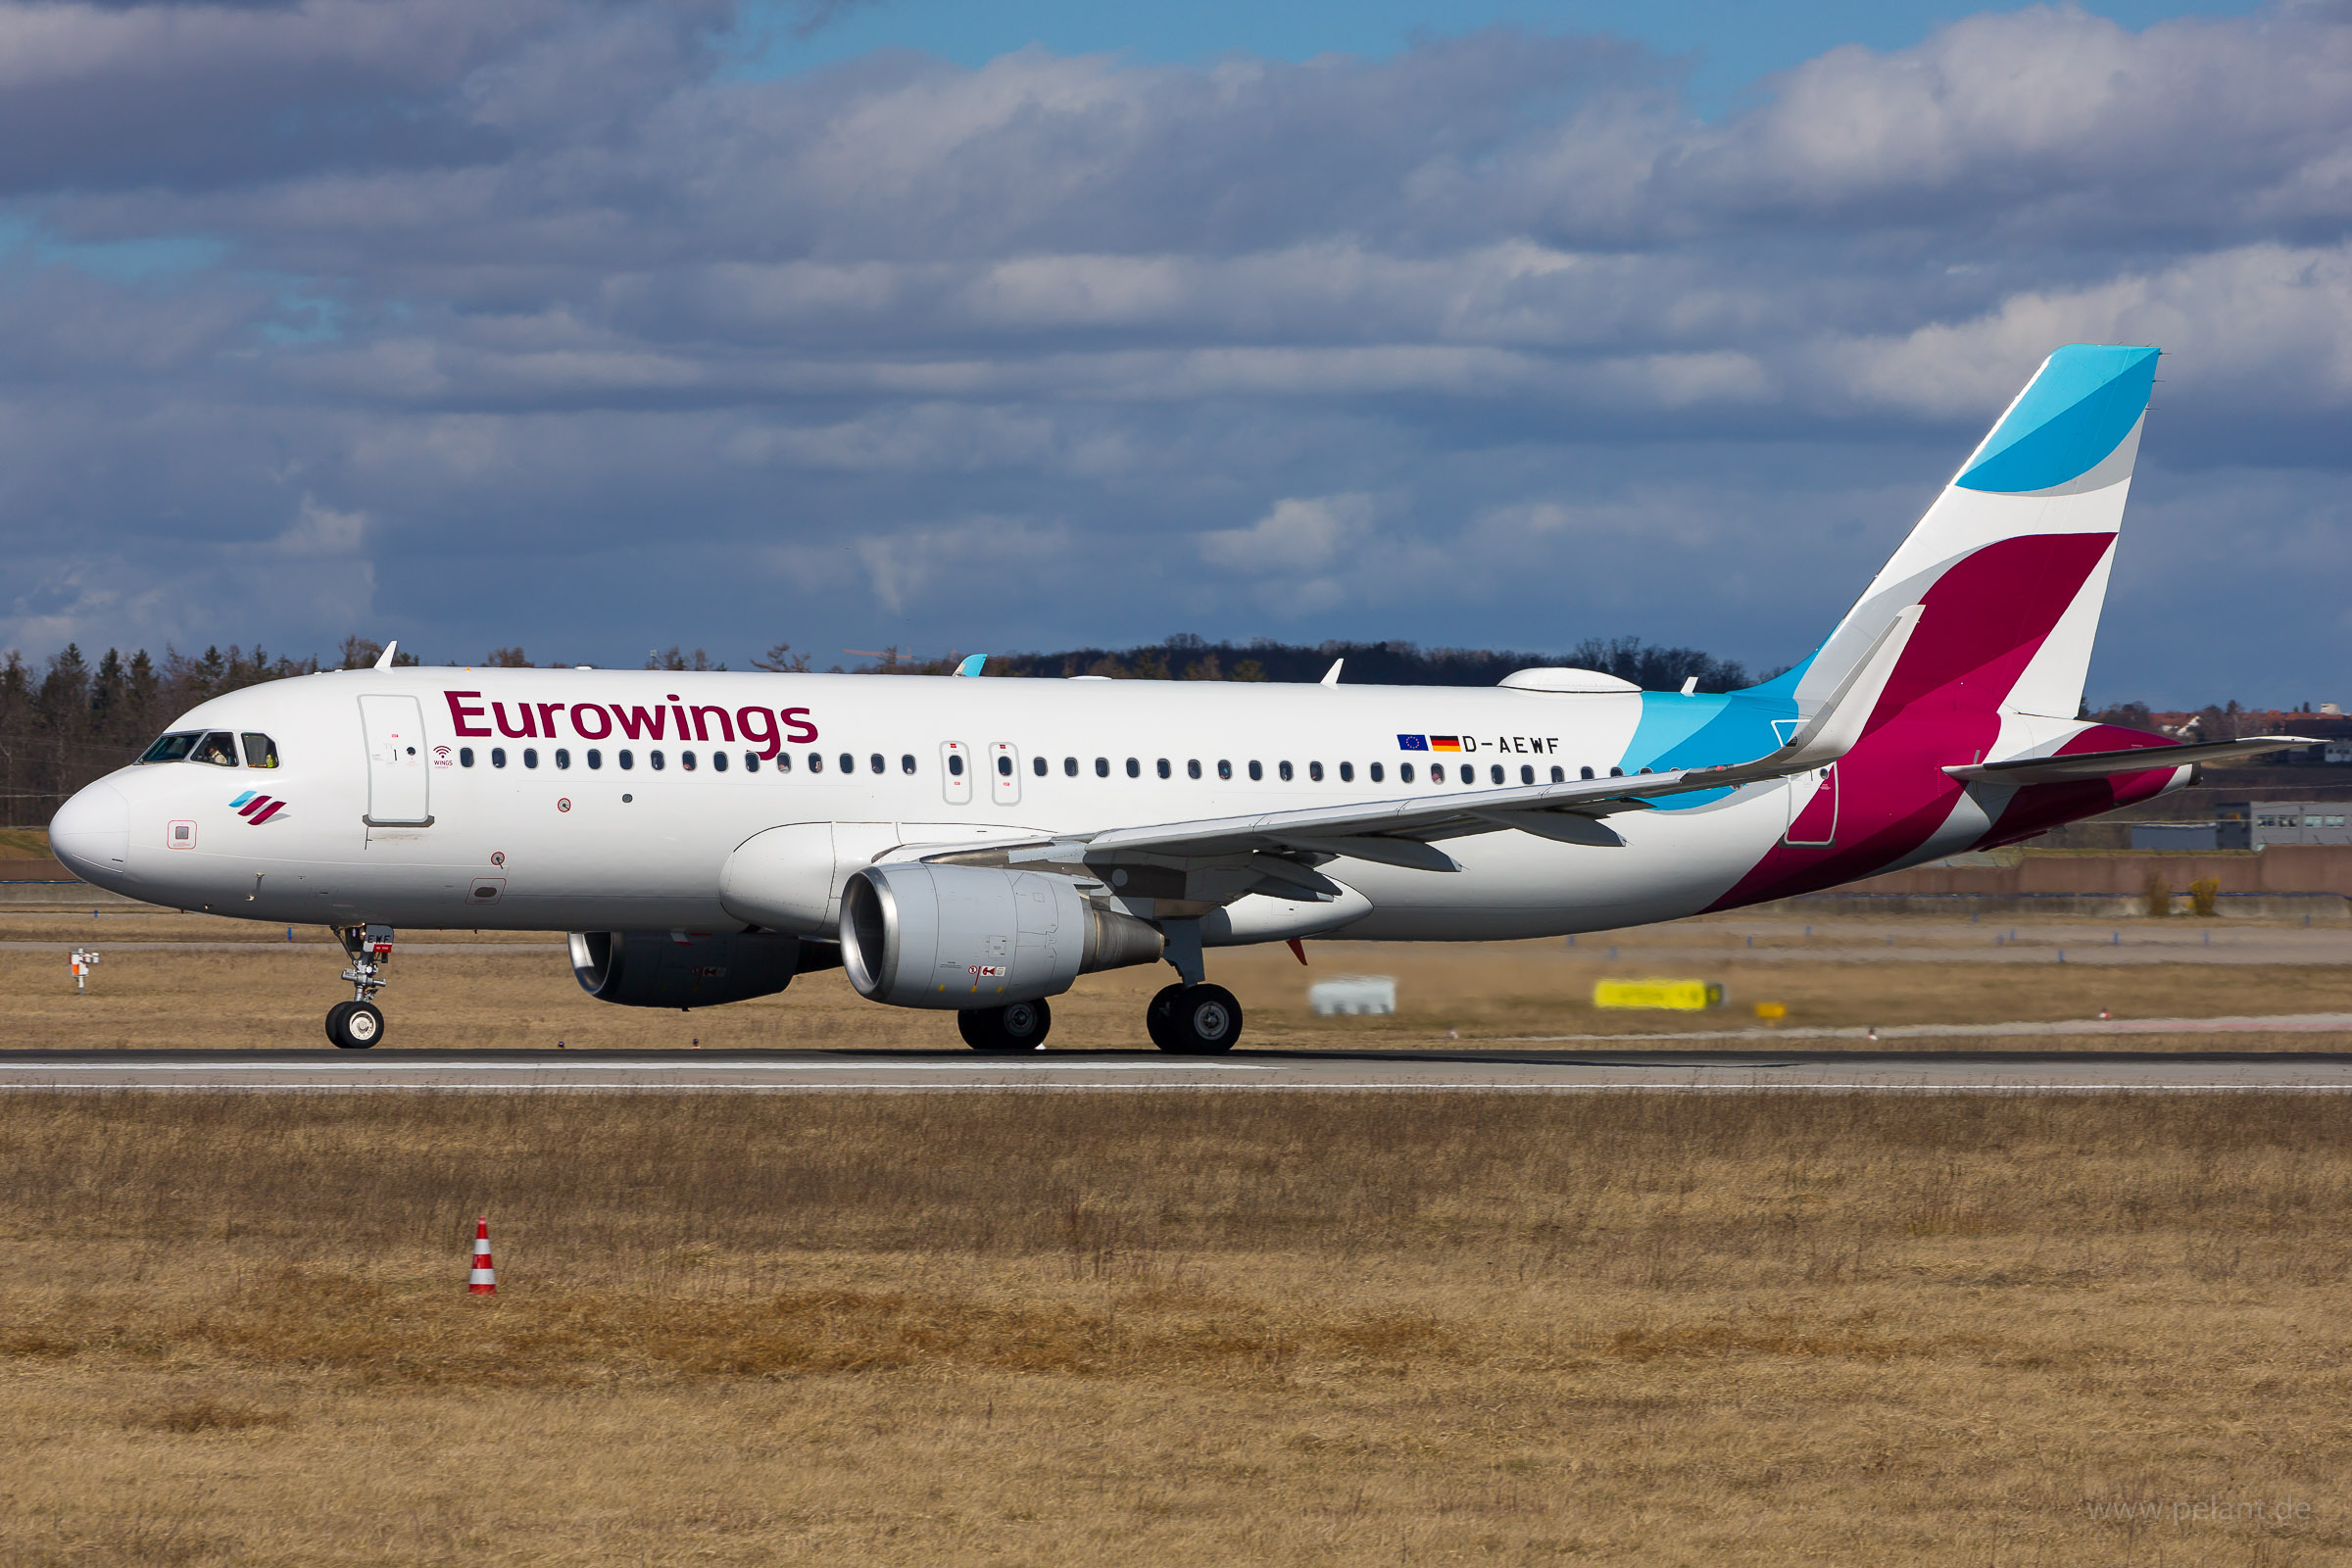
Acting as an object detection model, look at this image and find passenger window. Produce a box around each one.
[460,747,475,767]
[196,732,239,767]
[1248,760,1262,781]
[587,749,603,769]
[1430,763,1445,784]
[524,749,539,768]
[1550,765,1564,783]
[682,752,698,772]
[946,754,960,777]
[556,749,572,769]
[1277,761,1293,781]
[618,750,633,770]
[492,748,508,768]
[1156,759,1171,779]
[1063,757,1077,777]
[868,753,883,774]
[1370,761,1384,783]
[712,752,728,773]
[1518,764,1531,785]
[809,753,823,774]
[1399,762,1413,783]
[1095,758,1109,778]
[1034,756,1048,777]
[1582,766,1595,780]
[996,755,1010,777]
[138,731,202,763]
[1217,760,1232,780]
[777,752,793,774]
[1493,764,1505,785]
[1609,766,1624,777]
[1125,758,1140,778]
[1339,761,1353,782]
[901,754,914,774]
[839,753,854,774]
[241,733,280,768]
[1639,766,1654,775]
[745,754,760,772]
[651,751,665,770]
[1308,761,1323,782]
[1188,760,1201,779]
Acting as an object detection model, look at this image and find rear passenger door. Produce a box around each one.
[360,695,433,826]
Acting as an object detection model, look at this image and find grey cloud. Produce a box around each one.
[1,3,2349,704]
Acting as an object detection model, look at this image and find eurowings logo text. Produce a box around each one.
[229,791,289,824]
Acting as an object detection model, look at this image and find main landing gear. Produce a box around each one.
[1144,917,1243,1054]
[950,918,1247,1054]
[326,924,394,1050]
[959,998,1052,1053]
[1146,983,1243,1054]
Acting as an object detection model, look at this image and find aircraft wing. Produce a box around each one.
[1943,735,2316,785]
[925,606,1925,882]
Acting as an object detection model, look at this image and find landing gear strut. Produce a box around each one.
[959,998,1052,1053]
[327,924,394,1050]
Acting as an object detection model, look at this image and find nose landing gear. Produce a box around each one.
[327,924,394,1050]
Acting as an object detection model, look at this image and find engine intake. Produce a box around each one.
[568,929,838,1009]
[839,863,1163,1008]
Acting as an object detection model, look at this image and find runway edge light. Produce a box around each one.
[468,1216,497,1296]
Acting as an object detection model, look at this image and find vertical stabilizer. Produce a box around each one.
[1795,344,2159,723]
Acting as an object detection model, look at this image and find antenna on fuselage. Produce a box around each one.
[373,640,399,670]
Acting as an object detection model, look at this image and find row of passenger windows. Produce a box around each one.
[138,730,280,768]
[472,743,1635,787]
[460,747,920,774]
[975,754,1629,786]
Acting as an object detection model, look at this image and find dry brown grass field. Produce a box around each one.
[2,1091,2346,1564]
[4,908,2350,1051]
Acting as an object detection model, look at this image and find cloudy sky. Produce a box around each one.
[0,0,2344,706]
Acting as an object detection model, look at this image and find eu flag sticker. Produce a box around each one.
[1396,734,1429,751]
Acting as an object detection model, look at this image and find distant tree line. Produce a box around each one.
[792,633,1756,691]
[0,630,1745,826]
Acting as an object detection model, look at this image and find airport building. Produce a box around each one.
[2131,802,2352,852]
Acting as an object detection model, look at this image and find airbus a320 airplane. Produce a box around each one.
[49,345,2304,1051]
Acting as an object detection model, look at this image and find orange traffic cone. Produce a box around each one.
[468,1215,497,1295]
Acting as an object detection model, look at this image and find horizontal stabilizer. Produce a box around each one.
[1944,736,2316,785]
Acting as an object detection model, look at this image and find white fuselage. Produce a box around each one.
[51,666,1942,942]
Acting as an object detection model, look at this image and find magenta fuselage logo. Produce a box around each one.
[229,790,288,824]
[442,692,819,757]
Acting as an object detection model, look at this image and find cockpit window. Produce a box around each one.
[138,731,202,764]
[194,732,240,767]
[241,733,280,768]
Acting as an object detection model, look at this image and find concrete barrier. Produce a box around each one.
[1753,891,2351,921]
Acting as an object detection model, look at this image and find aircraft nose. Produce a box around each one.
[50,780,131,883]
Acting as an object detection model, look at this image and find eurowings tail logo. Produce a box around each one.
[229,790,289,824]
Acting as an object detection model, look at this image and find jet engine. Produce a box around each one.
[568,929,839,1009]
[839,863,1163,1008]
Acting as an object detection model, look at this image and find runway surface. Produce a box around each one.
[5,1047,2349,1092]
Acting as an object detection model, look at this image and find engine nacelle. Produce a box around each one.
[839,863,1163,1008]
[568,929,839,1009]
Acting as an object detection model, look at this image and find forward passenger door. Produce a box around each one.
[359,695,433,827]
